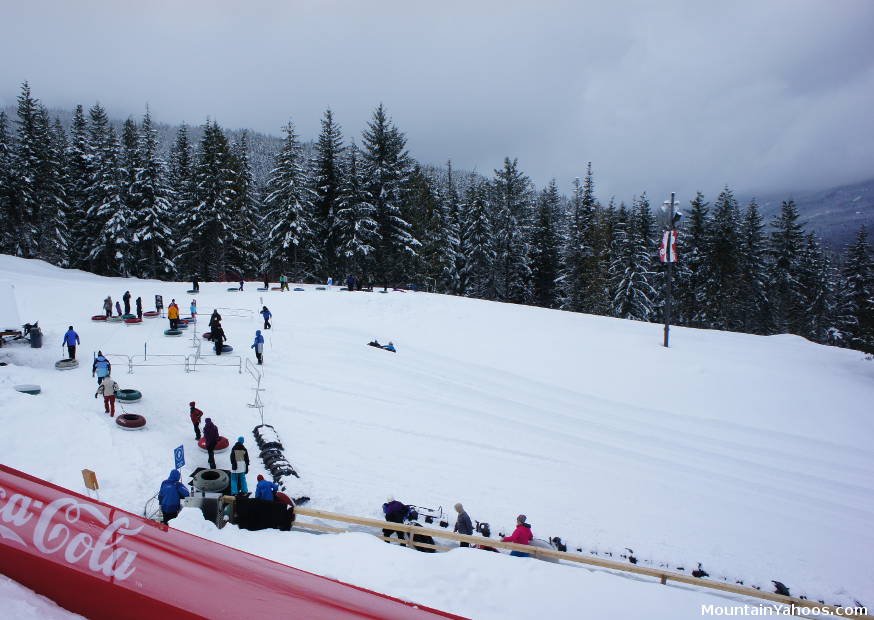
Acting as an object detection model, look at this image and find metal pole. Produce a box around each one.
[663,192,675,348]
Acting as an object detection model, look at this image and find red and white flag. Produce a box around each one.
[659,231,678,263]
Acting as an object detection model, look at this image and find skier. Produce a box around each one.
[92,351,111,386]
[167,299,180,329]
[122,291,131,315]
[454,503,474,547]
[62,326,80,360]
[189,401,203,440]
[502,514,534,557]
[135,296,143,320]
[229,437,249,495]
[260,306,271,329]
[251,330,264,365]
[212,324,226,356]
[203,417,220,469]
[115,301,122,317]
[190,299,197,320]
[95,374,119,417]
[382,497,411,545]
[254,474,278,501]
[158,469,190,524]
[103,296,113,317]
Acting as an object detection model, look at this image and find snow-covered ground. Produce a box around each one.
[1,254,873,619]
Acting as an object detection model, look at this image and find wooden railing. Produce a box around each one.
[292,507,871,619]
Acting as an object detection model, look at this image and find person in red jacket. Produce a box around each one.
[190,401,203,440]
[502,514,533,557]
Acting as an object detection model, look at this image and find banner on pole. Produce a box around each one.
[174,445,185,469]
[660,231,678,263]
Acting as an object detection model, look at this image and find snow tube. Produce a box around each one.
[55,359,79,370]
[124,318,142,325]
[176,322,189,329]
[115,413,146,430]
[116,388,142,403]
[164,329,183,336]
[186,289,198,294]
[315,286,327,290]
[220,345,233,353]
[192,469,230,493]
[198,436,230,453]
[122,313,136,319]
[91,314,107,321]
[227,287,240,292]
[379,290,388,294]
[143,310,159,318]
[14,384,41,395]
[107,316,123,323]
[202,332,213,340]
[256,287,268,291]
[293,287,305,291]
[271,287,282,290]
[530,539,560,563]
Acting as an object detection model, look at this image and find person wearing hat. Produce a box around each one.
[203,417,219,469]
[254,474,278,501]
[189,401,204,440]
[453,503,473,547]
[502,514,534,557]
[229,437,250,495]
[62,326,80,360]
[92,351,111,386]
[167,299,180,329]
[251,330,265,365]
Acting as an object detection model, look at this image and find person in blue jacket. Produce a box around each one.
[260,306,271,330]
[254,474,278,500]
[251,329,265,365]
[62,326,80,360]
[92,351,111,385]
[158,469,190,524]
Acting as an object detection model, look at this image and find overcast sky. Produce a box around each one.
[2,0,873,204]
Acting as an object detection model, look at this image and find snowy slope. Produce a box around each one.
[1,254,873,618]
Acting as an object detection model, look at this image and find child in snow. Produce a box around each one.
[502,514,533,557]
[212,325,226,356]
[103,296,113,317]
[158,470,190,524]
[229,437,249,495]
[115,301,122,316]
[254,474,278,500]
[190,299,197,320]
[260,306,271,329]
[167,299,180,329]
[62,326,80,360]
[92,352,111,385]
[135,296,143,319]
[95,374,119,417]
[251,330,264,365]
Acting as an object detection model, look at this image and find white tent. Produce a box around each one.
[0,281,22,331]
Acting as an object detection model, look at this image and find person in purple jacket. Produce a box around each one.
[203,418,220,469]
[382,497,411,545]
[62,326,80,360]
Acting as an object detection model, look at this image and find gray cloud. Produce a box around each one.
[2,0,872,204]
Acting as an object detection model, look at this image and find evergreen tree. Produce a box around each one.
[442,160,467,295]
[609,200,657,320]
[562,165,596,312]
[799,233,839,344]
[65,105,94,268]
[736,200,770,334]
[226,132,261,278]
[335,143,377,281]
[529,180,562,308]
[674,192,709,327]
[129,108,175,279]
[768,199,807,334]
[361,104,418,287]
[462,181,496,299]
[312,109,344,278]
[168,124,195,276]
[838,225,874,352]
[583,199,616,315]
[10,83,45,258]
[0,112,12,254]
[85,120,130,276]
[702,186,743,330]
[185,120,238,281]
[262,121,316,281]
[407,165,449,290]
[492,157,533,302]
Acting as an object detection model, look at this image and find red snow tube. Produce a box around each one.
[115,414,146,430]
[202,332,213,340]
[143,310,159,318]
[198,436,230,453]
[271,286,282,290]
[124,318,142,325]
[91,315,107,321]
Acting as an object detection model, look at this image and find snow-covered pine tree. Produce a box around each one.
[407,165,450,291]
[529,179,562,308]
[312,109,344,279]
[838,225,874,353]
[462,181,496,300]
[609,199,657,321]
[583,198,616,315]
[0,112,12,254]
[65,105,95,269]
[44,116,71,266]
[335,143,377,282]
[262,121,316,282]
[185,120,238,281]
[673,192,709,327]
[361,104,419,288]
[492,157,533,303]
[561,165,596,312]
[442,160,467,295]
[736,199,770,334]
[129,108,175,279]
[167,124,195,277]
[10,82,46,259]
[119,118,141,267]
[767,199,807,335]
[701,186,743,330]
[798,233,839,344]
[225,131,261,279]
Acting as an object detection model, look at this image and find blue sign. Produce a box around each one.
[174,445,185,469]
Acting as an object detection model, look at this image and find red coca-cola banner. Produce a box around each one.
[0,465,465,620]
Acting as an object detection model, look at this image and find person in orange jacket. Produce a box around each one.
[167,299,180,329]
